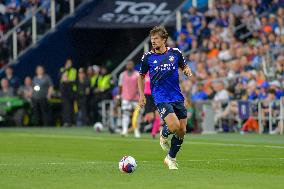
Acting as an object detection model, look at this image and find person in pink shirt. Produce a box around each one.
[118,60,141,138]
[144,72,161,138]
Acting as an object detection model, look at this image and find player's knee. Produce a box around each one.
[167,120,180,133]
[179,126,186,136]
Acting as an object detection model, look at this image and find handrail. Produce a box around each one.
[3,5,45,41]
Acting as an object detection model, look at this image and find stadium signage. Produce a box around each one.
[75,0,180,28]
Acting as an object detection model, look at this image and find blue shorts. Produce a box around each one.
[156,101,187,120]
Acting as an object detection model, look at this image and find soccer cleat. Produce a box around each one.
[134,128,141,138]
[164,155,178,170]
[160,130,170,152]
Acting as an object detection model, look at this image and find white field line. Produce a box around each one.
[0,158,284,167]
[8,133,284,149]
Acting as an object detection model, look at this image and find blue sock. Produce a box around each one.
[161,124,171,138]
[168,134,183,158]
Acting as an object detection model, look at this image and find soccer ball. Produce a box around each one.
[93,122,103,132]
[119,156,137,173]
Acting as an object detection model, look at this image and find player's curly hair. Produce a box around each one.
[149,26,168,42]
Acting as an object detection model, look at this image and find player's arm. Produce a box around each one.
[176,49,193,77]
[178,68,185,92]
[182,65,193,77]
[138,75,146,108]
[137,53,149,108]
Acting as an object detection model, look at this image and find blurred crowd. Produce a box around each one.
[0,0,82,68]
[169,0,284,102]
[166,0,284,134]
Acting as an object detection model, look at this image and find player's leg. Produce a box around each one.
[132,101,141,138]
[165,102,187,170]
[157,103,176,151]
[163,113,181,170]
[121,100,131,136]
[168,118,186,158]
[151,110,161,138]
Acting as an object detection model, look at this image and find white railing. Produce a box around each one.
[100,98,284,135]
[2,0,76,62]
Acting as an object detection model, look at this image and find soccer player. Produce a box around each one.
[118,60,141,138]
[138,26,192,170]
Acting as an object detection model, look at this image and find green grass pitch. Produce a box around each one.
[0,127,284,189]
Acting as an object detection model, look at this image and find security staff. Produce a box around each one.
[60,58,77,126]
[92,66,112,123]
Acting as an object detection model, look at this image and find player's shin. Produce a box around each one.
[122,110,130,136]
[168,134,184,158]
[161,123,172,138]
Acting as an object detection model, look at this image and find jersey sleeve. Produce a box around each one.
[139,53,149,76]
[175,48,187,69]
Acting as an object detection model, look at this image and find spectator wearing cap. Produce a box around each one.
[255,81,269,100]
[269,80,284,99]
[90,65,100,89]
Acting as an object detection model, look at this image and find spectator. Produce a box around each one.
[184,7,203,34]
[274,17,284,36]
[213,80,229,96]
[32,65,53,126]
[0,78,13,97]
[90,65,100,89]
[176,31,191,52]
[96,66,112,99]
[60,58,77,85]
[191,83,208,102]
[269,80,284,99]
[76,68,90,126]
[17,76,32,101]
[4,66,20,91]
[60,72,74,127]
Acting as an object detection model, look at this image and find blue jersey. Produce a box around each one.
[139,47,187,105]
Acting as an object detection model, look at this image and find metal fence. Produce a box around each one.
[101,98,284,135]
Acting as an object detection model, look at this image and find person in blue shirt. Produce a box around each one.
[191,83,208,102]
[138,26,192,170]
